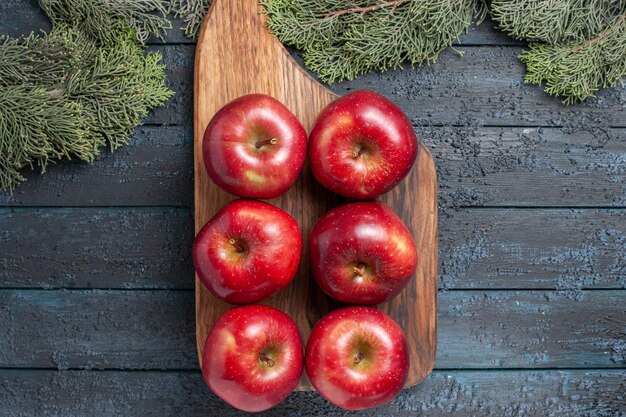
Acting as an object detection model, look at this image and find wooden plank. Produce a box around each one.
[143,45,626,128]
[147,45,194,126]
[460,18,526,46]
[438,290,626,369]
[0,290,623,369]
[0,126,193,208]
[440,209,626,290]
[0,0,521,46]
[0,46,622,131]
[1,369,624,417]
[0,208,194,289]
[0,290,196,370]
[1,208,624,290]
[0,127,623,208]
[1,4,623,128]
[328,47,625,128]
[424,127,626,209]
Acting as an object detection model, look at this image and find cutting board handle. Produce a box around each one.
[195,0,337,136]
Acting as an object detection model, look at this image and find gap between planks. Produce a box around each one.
[0,287,624,292]
[0,367,622,373]
[2,205,625,211]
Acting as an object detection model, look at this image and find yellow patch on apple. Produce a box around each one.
[245,170,266,184]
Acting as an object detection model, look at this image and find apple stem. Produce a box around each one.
[259,353,275,368]
[353,352,364,364]
[352,146,366,158]
[228,238,245,253]
[255,137,278,149]
[353,262,366,277]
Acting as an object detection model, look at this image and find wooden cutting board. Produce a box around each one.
[194,0,438,391]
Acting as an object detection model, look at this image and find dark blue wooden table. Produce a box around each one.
[1,1,625,415]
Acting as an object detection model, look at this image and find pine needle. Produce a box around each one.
[262,0,487,84]
[171,0,212,39]
[0,30,76,86]
[0,22,173,191]
[0,85,92,190]
[520,13,626,104]
[491,0,626,103]
[40,0,172,44]
[491,0,625,44]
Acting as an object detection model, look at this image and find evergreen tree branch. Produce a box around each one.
[491,0,626,44]
[571,13,626,52]
[316,0,411,18]
[0,84,93,191]
[519,12,626,104]
[262,0,486,84]
[491,1,626,103]
[171,0,212,39]
[0,20,173,191]
[40,0,172,44]
[0,29,76,86]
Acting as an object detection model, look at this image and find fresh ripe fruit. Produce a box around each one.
[305,306,409,410]
[203,94,307,199]
[309,201,417,304]
[193,199,302,304]
[202,305,303,412]
[308,90,418,199]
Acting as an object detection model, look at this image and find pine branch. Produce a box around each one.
[0,85,93,191]
[491,0,626,44]
[0,23,173,191]
[66,26,174,151]
[519,12,626,104]
[315,0,410,18]
[491,1,626,104]
[0,31,76,86]
[40,0,172,44]
[171,0,212,39]
[262,0,487,84]
[571,13,625,52]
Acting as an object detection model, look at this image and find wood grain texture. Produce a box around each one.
[424,127,626,209]
[108,45,623,129]
[3,0,619,131]
[0,44,609,130]
[439,209,626,290]
[0,127,623,208]
[193,0,437,390]
[1,370,625,417]
[0,208,194,289]
[0,126,193,208]
[1,208,623,290]
[1,290,623,370]
[0,1,624,414]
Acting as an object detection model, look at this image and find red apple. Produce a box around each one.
[203,305,303,412]
[308,90,418,199]
[203,94,307,199]
[309,201,417,304]
[305,306,408,410]
[193,199,302,304]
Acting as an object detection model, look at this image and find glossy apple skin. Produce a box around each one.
[192,199,302,304]
[203,94,307,199]
[203,305,303,412]
[305,306,408,410]
[308,90,418,199]
[309,201,417,304]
